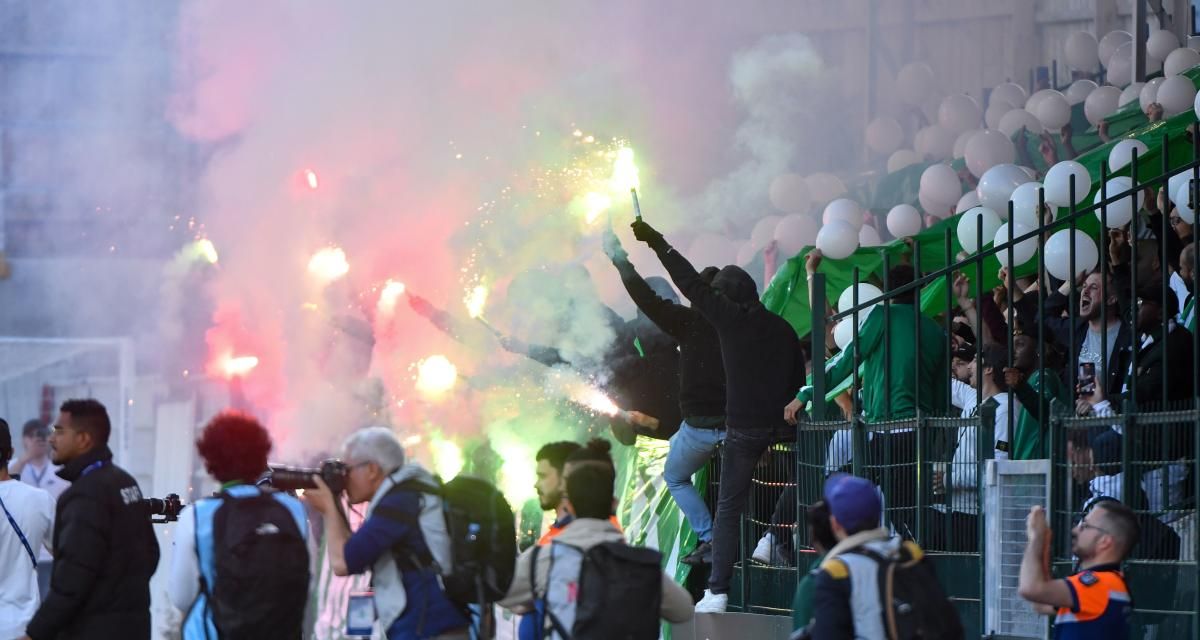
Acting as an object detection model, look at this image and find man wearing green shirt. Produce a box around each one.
[789,265,949,539]
[791,500,837,634]
[1005,332,1070,461]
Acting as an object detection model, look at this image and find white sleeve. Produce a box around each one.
[993,400,1011,461]
[825,430,853,474]
[167,506,200,613]
[42,490,55,554]
[949,427,977,490]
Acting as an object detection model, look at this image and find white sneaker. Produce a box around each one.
[751,532,775,564]
[695,589,728,613]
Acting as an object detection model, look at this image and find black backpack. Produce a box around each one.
[534,539,663,640]
[391,475,517,607]
[858,541,963,640]
[202,490,309,639]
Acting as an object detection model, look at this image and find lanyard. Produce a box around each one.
[28,463,47,488]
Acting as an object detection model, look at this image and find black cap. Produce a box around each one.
[951,343,976,362]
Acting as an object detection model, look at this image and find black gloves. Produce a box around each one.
[631,220,669,252]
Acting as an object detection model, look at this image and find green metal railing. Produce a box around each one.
[729,125,1200,636]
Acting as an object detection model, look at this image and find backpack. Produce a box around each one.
[391,475,518,607]
[857,541,963,640]
[533,539,663,640]
[201,489,309,639]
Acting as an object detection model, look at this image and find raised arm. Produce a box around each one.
[631,220,748,329]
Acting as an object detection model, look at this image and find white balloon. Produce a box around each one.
[957,206,1002,253]
[964,129,1016,178]
[1066,79,1098,105]
[956,191,981,214]
[1084,85,1122,125]
[806,172,847,205]
[823,198,863,230]
[1170,171,1196,207]
[815,219,860,259]
[1108,139,1149,173]
[1044,160,1092,207]
[897,62,937,106]
[838,283,884,315]
[1148,29,1180,61]
[1044,229,1099,281]
[1025,89,1053,113]
[887,149,923,174]
[984,100,1013,129]
[919,163,963,206]
[886,204,923,237]
[992,83,1028,110]
[859,224,882,247]
[994,222,1038,268]
[750,215,783,251]
[1156,74,1197,116]
[833,319,854,351]
[1107,54,1133,87]
[768,174,812,214]
[1139,77,1165,111]
[1119,82,1145,107]
[938,94,982,135]
[998,109,1044,137]
[1194,89,1200,125]
[1190,35,1200,52]
[1164,47,1200,76]
[865,116,905,154]
[1176,179,1197,224]
[773,214,820,258]
[1099,30,1133,67]
[1066,31,1101,73]
[1009,182,1045,227]
[1092,176,1144,228]
[1035,92,1072,129]
[976,164,1030,213]
[919,189,954,219]
[914,125,955,160]
[688,233,738,270]
[953,129,979,159]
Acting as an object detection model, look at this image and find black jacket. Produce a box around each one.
[655,245,804,430]
[1034,290,1134,398]
[613,258,726,421]
[27,446,160,640]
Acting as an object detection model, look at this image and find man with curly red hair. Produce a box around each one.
[167,411,311,639]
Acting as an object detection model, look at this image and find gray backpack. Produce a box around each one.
[531,539,662,639]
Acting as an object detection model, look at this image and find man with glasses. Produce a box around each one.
[306,426,469,640]
[1018,502,1138,638]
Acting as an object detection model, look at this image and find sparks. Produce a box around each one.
[194,238,219,264]
[219,354,259,379]
[415,355,458,398]
[377,279,407,317]
[307,247,349,284]
[305,169,319,190]
[609,147,640,193]
[575,386,620,416]
[464,284,489,319]
[581,192,613,224]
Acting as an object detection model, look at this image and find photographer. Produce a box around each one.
[23,399,159,640]
[168,411,310,638]
[305,426,469,640]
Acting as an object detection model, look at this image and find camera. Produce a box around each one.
[145,493,184,524]
[262,459,348,494]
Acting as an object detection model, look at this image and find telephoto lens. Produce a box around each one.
[145,493,184,524]
[263,459,348,494]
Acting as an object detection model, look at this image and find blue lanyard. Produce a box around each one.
[28,463,47,487]
[80,460,105,477]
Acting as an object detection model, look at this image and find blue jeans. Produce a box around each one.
[663,421,725,543]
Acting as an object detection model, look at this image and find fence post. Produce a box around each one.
[812,272,827,421]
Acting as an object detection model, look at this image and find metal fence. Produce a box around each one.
[723,124,1200,636]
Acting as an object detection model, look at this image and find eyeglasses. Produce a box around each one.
[1077,520,1111,536]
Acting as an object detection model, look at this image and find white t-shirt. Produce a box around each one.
[0,479,55,639]
[19,461,67,563]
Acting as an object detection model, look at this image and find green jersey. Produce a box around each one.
[1010,369,1070,460]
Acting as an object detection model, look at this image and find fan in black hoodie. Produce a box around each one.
[603,228,726,564]
[631,219,805,613]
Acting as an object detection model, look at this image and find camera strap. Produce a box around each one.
[0,492,37,568]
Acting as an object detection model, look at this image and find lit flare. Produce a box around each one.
[307,247,349,284]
